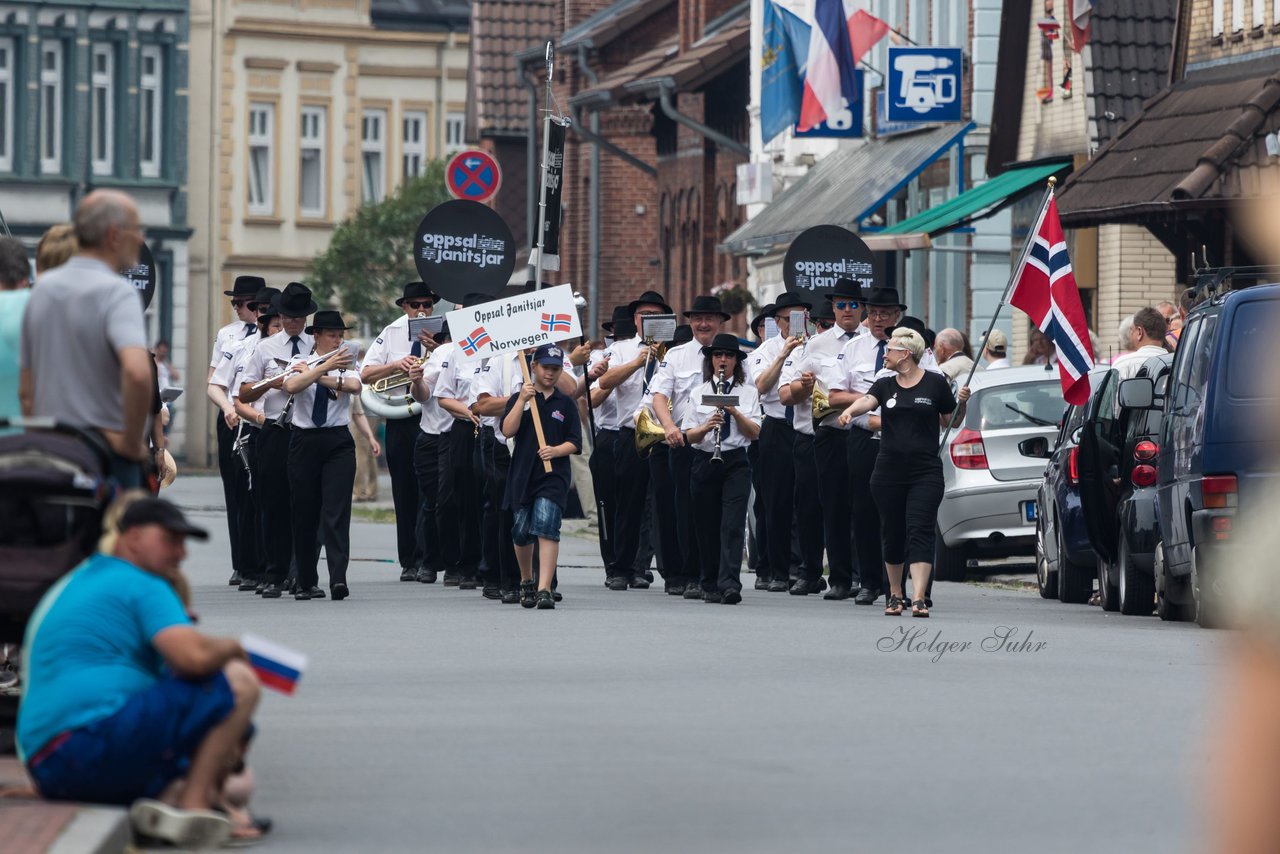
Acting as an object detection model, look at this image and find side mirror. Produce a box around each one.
[1118,377,1156,410]
[1018,436,1050,459]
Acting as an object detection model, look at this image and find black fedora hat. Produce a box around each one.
[823,278,863,303]
[277,282,318,318]
[771,292,810,315]
[305,310,354,335]
[810,300,835,322]
[395,281,440,307]
[750,303,775,335]
[462,292,492,309]
[683,295,731,322]
[603,304,631,333]
[886,315,936,349]
[628,290,673,315]
[700,332,748,360]
[224,275,265,298]
[859,286,908,310]
[250,286,281,311]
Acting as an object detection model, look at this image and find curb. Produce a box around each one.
[49,807,130,854]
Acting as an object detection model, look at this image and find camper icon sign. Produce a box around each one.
[886,46,963,123]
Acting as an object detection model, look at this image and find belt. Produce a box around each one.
[28,731,71,769]
[764,415,791,425]
[693,447,748,460]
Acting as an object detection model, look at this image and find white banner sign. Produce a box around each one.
[445,283,583,362]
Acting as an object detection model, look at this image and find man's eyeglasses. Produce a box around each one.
[815,320,834,330]
[832,301,857,310]
[405,300,433,309]
[231,298,252,308]
[867,308,898,320]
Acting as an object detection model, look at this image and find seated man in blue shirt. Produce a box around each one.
[502,343,583,610]
[18,497,261,848]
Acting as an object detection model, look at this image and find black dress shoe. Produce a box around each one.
[254,581,268,595]
[754,576,769,590]
[239,578,260,592]
[767,579,789,593]
[331,583,349,601]
[399,568,416,582]
[261,583,283,599]
[628,575,651,589]
[459,577,478,590]
[813,577,829,593]
[295,586,326,600]
[415,568,437,584]
[501,590,519,605]
[722,588,743,605]
[683,585,704,600]
[853,588,881,605]
[553,590,563,602]
[925,597,933,609]
[606,577,629,591]
[443,574,462,587]
[789,579,812,596]
[642,570,655,583]
[229,571,241,587]
[704,590,723,603]
[824,584,852,601]
[482,586,501,600]
[665,581,686,596]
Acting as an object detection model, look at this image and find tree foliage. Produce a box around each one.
[308,160,452,331]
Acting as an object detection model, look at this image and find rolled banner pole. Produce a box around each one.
[518,350,553,473]
[533,41,554,292]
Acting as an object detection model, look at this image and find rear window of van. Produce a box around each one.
[1227,297,1280,400]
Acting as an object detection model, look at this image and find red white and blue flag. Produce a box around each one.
[540,312,572,334]
[797,0,862,131]
[460,327,492,357]
[242,633,308,696]
[1009,194,1095,405]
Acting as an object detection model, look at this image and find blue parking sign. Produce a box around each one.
[886,46,963,123]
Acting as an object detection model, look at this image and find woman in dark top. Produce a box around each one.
[837,328,970,617]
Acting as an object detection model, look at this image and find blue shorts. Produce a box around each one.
[27,672,236,805]
[512,497,563,546]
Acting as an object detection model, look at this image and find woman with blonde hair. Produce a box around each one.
[35,224,78,275]
[837,328,970,617]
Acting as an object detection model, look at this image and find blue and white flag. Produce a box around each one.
[761,1,810,144]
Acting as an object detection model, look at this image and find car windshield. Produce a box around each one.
[1227,297,1279,400]
[967,380,1065,431]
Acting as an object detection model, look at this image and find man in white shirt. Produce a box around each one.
[585,306,629,583]
[1110,306,1169,382]
[360,282,440,582]
[410,325,452,585]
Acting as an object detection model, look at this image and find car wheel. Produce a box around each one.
[933,525,968,582]
[1118,537,1155,616]
[1154,543,1192,622]
[1035,517,1057,600]
[1056,524,1092,604]
[1098,558,1120,612]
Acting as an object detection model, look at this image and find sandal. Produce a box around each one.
[519,580,536,609]
[884,596,904,616]
[912,599,929,618]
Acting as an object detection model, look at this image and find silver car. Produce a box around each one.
[934,365,1067,580]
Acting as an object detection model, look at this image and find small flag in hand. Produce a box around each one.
[242,633,309,695]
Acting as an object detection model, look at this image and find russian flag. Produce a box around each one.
[797,0,861,131]
[242,633,309,696]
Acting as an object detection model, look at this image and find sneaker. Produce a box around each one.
[536,590,555,609]
[129,800,231,850]
[519,580,536,608]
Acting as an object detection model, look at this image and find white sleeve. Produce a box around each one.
[432,358,459,400]
[361,328,391,370]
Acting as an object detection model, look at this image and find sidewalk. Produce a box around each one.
[0,758,129,854]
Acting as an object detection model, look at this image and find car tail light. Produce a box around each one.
[1068,446,1080,485]
[1202,475,1238,509]
[1212,516,1233,540]
[1134,440,1158,461]
[951,428,988,470]
[1131,464,1157,487]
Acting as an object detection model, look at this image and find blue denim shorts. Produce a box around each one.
[27,672,236,805]
[512,497,563,546]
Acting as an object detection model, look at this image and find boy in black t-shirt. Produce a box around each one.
[501,343,582,610]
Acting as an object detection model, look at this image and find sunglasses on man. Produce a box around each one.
[405,300,433,310]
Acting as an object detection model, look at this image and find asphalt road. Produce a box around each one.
[166,475,1224,854]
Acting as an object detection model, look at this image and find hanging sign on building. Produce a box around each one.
[886,46,963,123]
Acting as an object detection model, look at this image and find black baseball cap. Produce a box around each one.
[118,497,209,540]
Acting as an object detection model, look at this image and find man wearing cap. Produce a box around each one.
[746,295,806,593]
[598,291,672,591]
[360,282,440,583]
[982,329,1011,369]
[650,295,728,599]
[238,282,317,598]
[18,497,260,846]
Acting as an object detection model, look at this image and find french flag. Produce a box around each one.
[797,0,864,131]
[242,633,309,696]
[1009,194,1095,405]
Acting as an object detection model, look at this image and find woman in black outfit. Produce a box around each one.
[837,328,970,617]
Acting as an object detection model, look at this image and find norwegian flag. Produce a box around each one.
[459,327,492,357]
[1009,194,1095,405]
[540,312,572,334]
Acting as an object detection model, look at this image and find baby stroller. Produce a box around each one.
[0,418,112,752]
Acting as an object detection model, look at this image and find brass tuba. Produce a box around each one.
[812,383,836,424]
[635,407,667,455]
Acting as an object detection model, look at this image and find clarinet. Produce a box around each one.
[711,367,728,464]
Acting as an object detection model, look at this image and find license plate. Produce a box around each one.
[1022,501,1037,523]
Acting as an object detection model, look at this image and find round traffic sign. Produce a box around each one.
[412,199,515,304]
[445,150,503,202]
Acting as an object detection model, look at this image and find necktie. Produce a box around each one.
[784,404,794,424]
[244,323,256,337]
[410,339,422,358]
[290,336,301,357]
[311,377,329,427]
[875,340,886,372]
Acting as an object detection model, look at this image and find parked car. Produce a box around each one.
[1026,369,1108,602]
[1125,284,1280,626]
[935,366,1066,580]
[1078,354,1174,615]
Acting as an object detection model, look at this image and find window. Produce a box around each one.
[402,110,427,179]
[1252,0,1264,28]
[299,105,326,217]
[248,102,274,215]
[1212,0,1224,35]
[91,45,114,176]
[1232,0,1244,32]
[0,38,13,172]
[140,46,162,178]
[361,108,386,204]
[444,111,465,154]
[39,41,62,174]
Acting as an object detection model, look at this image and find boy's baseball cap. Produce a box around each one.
[533,343,565,366]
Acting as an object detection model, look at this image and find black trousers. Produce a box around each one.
[234,426,264,581]
[793,432,826,584]
[691,448,751,593]
[480,428,518,592]
[437,420,482,578]
[758,417,795,583]
[413,431,443,573]
[612,428,649,580]
[872,460,945,567]
[215,416,242,573]
[589,428,619,576]
[748,441,767,576]
[647,443,684,583]
[815,426,855,589]
[257,423,295,585]
[670,444,697,584]
[384,417,424,572]
[288,427,355,590]
[847,427,885,593]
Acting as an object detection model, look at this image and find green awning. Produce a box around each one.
[865,160,1071,249]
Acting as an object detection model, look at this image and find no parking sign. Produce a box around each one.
[445,150,502,203]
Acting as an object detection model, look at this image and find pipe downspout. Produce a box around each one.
[656,80,749,155]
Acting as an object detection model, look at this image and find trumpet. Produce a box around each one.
[370,358,425,394]
[812,383,837,423]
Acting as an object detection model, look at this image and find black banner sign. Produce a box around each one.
[413,199,517,304]
[534,117,567,272]
[782,225,878,300]
[122,242,157,310]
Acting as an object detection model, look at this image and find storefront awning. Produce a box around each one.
[719,123,974,257]
[861,159,1072,251]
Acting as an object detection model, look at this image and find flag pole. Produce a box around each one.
[526,41,555,471]
[938,177,1057,454]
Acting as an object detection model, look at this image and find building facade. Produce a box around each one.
[185,0,469,465]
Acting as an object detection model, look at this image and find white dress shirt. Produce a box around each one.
[210,331,257,390]
[780,325,860,435]
[746,335,789,420]
[433,351,477,423]
[238,330,315,421]
[228,338,266,416]
[601,337,649,428]
[210,319,258,369]
[650,339,710,428]
[286,356,356,429]
[588,348,620,430]
[682,379,762,453]
[362,313,425,370]
[416,343,455,435]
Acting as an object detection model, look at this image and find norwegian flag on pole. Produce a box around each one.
[1009,193,1096,405]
